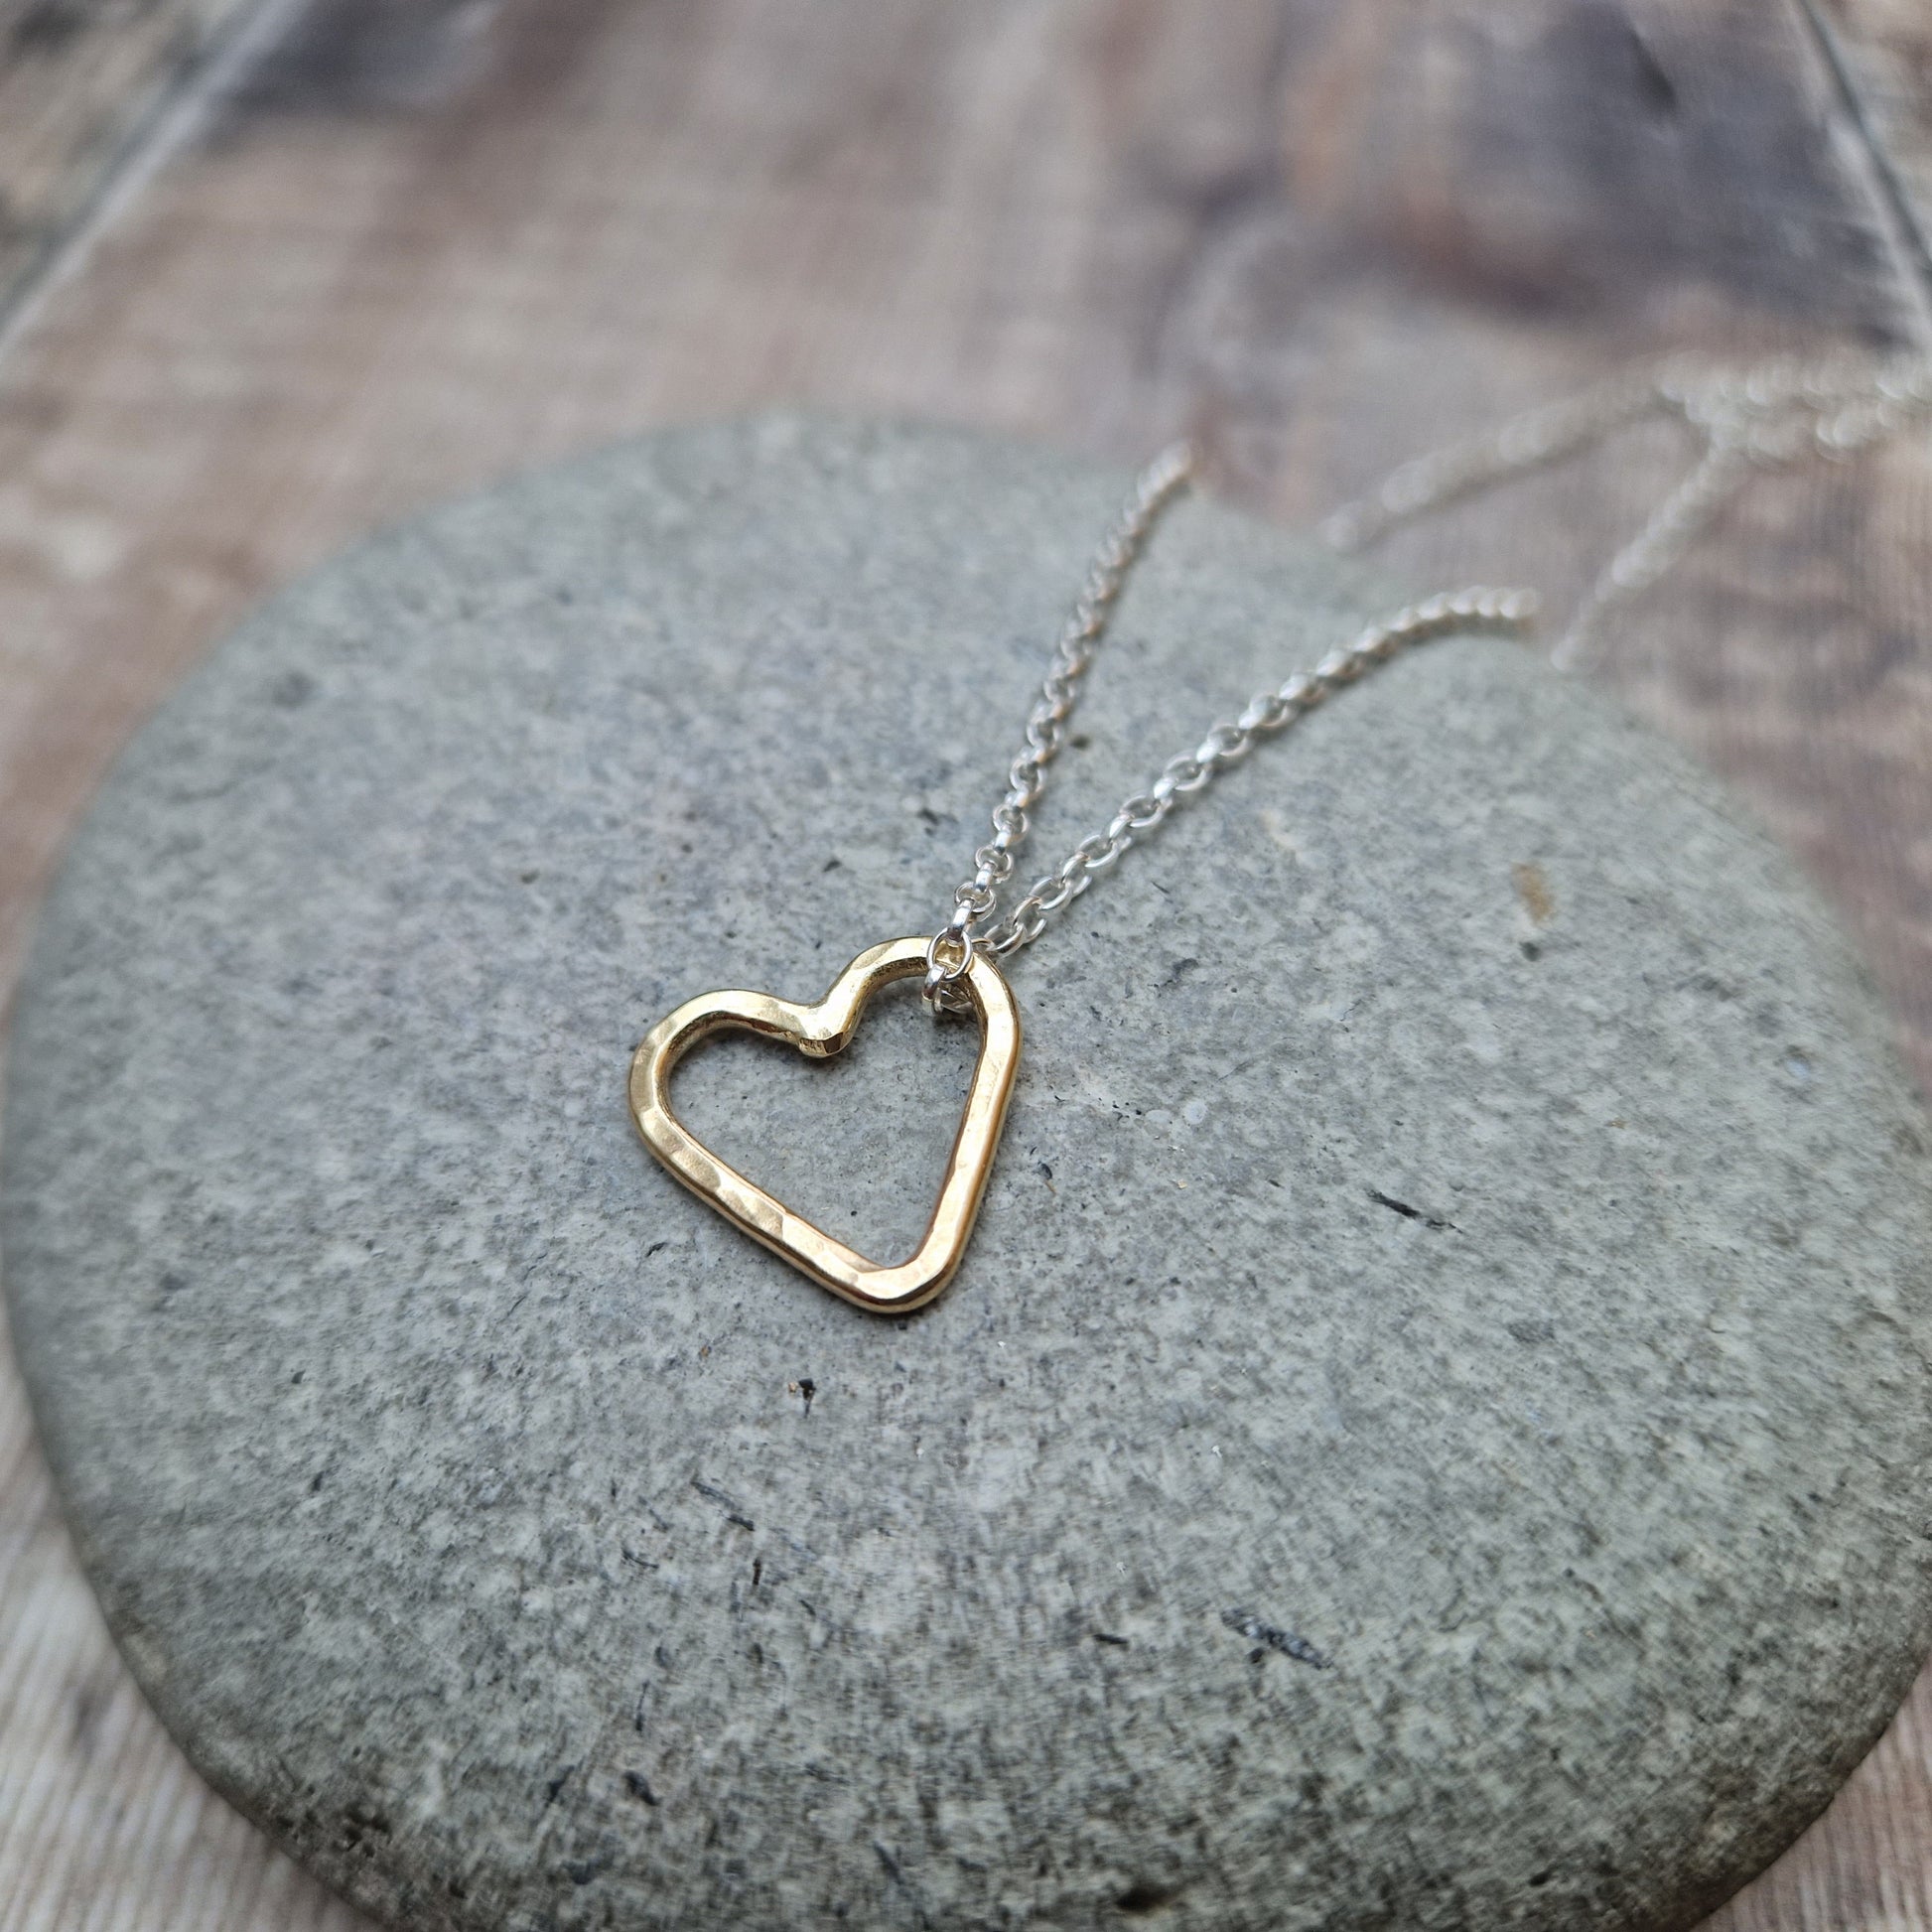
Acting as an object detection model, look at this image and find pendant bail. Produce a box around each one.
[922,922,977,1014]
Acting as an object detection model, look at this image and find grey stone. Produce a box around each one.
[5,416,1932,1932]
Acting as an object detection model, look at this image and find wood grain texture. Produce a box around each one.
[1812,0,1932,312]
[0,2,1929,1926]
[0,0,257,320]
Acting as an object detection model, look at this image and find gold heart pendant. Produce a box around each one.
[628,936,1021,1312]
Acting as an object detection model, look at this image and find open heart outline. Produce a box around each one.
[628,936,1022,1311]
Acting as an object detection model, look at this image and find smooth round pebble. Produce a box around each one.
[7,417,1932,1932]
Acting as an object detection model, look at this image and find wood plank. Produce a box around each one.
[0,0,258,320]
[1810,0,1932,321]
[0,2,1928,1927]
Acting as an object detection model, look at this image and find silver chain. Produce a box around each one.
[923,346,1932,1010]
[1321,346,1932,668]
[918,442,1535,1006]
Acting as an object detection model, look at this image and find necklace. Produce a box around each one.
[629,346,1932,1313]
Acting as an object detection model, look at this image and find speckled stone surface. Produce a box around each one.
[6,417,1932,1932]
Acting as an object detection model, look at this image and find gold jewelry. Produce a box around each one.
[631,346,1932,1312]
[629,937,1018,1312]
[628,456,1532,1311]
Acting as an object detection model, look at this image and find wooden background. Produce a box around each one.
[0,0,253,316]
[2,0,1931,1926]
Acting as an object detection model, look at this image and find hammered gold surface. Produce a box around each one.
[629,937,1021,1311]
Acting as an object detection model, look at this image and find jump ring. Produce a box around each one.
[922,926,977,1010]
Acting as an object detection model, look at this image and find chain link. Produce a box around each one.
[925,346,1932,1008]
[921,442,1195,1005]
[969,585,1538,967]
[921,444,1537,1005]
